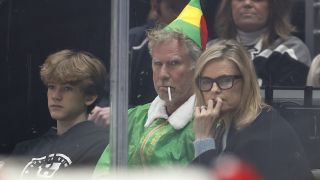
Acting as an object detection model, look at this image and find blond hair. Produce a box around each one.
[194,40,267,130]
[148,27,202,63]
[40,49,107,112]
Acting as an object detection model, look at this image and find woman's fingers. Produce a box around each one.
[207,99,214,110]
[195,106,201,116]
[193,98,224,139]
[213,97,222,116]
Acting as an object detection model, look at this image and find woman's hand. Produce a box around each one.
[193,98,223,139]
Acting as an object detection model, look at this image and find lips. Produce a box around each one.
[159,86,172,91]
[240,11,256,16]
[49,104,63,109]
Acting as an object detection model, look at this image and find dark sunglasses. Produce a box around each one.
[197,75,242,91]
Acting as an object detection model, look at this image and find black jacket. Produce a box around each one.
[129,21,157,107]
[192,108,314,180]
[251,36,310,87]
[10,121,108,178]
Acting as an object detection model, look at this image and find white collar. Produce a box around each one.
[144,95,195,130]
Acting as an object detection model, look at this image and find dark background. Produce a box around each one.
[0,0,112,155]
[0,0,155,156]
[0,0,307,156]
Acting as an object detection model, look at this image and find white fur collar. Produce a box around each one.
[144,95,195,130]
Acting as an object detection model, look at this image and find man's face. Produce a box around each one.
[231,0,269,32]
[47,83,94,121]
[151,39,195,110]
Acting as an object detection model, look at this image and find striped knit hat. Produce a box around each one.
[164,0,208,49]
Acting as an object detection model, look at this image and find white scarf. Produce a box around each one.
[144,95,195,130]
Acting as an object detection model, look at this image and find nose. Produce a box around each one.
[50,88,62,101]
[210,82,221,93]
[159,64,170,79]
[243,0,253,6]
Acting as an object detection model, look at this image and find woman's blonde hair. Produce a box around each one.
[215,0,295,49]
[40,49,107,112]
[307,55,320,87]
[194,40,266,130]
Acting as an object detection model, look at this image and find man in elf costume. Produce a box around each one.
[94,0,207,175]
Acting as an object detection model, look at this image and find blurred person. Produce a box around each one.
[307,54,320,87]
[93,0,207,176]
[210,0,311,87]
[210,155,263,180]
[8,50,109,178]
[191,40,313,180]
[88,0,190,126]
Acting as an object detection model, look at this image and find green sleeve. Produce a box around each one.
[92,144,111,178]
[92,104,150,177]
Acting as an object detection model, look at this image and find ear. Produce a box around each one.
[85,95,98,106]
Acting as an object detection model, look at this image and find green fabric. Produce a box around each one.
[164,0,203,48]
[189,0,201,8]
[165,19,201,49]
[93,103,195,177]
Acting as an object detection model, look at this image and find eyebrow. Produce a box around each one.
[152,55,182,62]
[201,74,237,78]
[168,55,182,61]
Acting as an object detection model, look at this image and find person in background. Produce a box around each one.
[210,0,311,87]
[93,0,207,176]
[307,54,320,87]
[191,39,313,180]
[8,50,109,178]
[88,0,190,127]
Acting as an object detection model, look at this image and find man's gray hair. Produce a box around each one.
[147,27,202,63]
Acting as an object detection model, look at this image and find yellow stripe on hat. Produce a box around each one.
[175,5,202,28]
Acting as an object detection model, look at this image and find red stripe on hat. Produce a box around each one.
[200,16,208,50]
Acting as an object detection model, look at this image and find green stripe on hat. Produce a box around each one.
[164,0,207,49]
[188,0,201,8]
[165,19,200,48]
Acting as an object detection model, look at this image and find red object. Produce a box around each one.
[211,156,262,180]
[200,15,208,50]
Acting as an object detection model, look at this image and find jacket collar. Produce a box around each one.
[145,95,195,130]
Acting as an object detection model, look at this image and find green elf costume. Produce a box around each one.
[94,0,208,176]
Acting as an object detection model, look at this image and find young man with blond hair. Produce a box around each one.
[10,50,109,178]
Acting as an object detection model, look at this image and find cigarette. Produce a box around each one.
[168,87,172,101]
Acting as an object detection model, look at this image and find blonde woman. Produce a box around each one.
[192,40,313,180]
